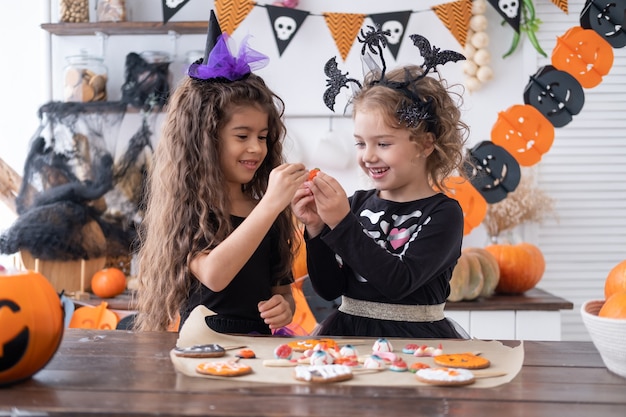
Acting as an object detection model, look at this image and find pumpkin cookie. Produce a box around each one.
[173,343,225,358]
[196,360,252,377]
[288,338,337,352]
[433,353,490,369]
[415,367,476,386]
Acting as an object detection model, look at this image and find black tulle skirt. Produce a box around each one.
[314,310,469,339]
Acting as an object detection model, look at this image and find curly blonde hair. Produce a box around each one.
[134,74,296,331]
[352,65,469,192]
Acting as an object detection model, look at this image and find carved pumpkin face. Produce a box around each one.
[0,270,64,386]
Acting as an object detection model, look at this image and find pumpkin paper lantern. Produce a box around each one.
[91,267,127,299]
[0,270,64,386]
[604,260,626,300]
[485,242,545,294]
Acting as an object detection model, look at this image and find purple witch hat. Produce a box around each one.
[187,10,269,82]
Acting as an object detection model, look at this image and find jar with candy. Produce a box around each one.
[96,0,127,22]
[63,51,108,102]
[59,0,89,23]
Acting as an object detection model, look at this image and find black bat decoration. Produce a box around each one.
[409,34,466,75]
[323,57,362,112]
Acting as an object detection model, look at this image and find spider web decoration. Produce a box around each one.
[0,100,151,262]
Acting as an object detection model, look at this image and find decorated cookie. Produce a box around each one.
[409,362,431,373]
[415,367,476,386]
[362,354,386,370]
[236,349,256,359]
[288,338,338,352]
[339,344,359,358]
[413,344,444,357]
[402,343,420,354]
[389,358,408,372]
[309,350,334,366]
[293,364,353,383]
[433,353,490,369]
[173,343,226,358]
[263,358,297,367]
[372,338,393,353]
[274,343,293,360]
[196,360,252,377]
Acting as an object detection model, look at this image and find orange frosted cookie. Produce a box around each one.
[288,338,337,352]
[433,353,490,369]
[196,360,252,377]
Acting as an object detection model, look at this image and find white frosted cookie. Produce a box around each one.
[415,367,476,386]
[293,364,353,383]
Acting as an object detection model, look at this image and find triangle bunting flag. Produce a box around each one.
[368,11,412,60]
[432,0,473,47]
[161,0,191,24]
[323,13,367,62]
[215,0,256,35]
[266,5,311,56]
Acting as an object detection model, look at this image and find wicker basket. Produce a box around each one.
[580,300,626,379]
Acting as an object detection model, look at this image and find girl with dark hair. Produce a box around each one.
[135,29,307,334]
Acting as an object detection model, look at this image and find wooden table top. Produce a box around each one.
[1,329,624,416]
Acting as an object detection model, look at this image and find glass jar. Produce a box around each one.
[96,0,127,22]
[63,51,108,102]
[59,0,89,23]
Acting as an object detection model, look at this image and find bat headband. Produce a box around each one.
[323,25,465,129]
[187,10,269,82]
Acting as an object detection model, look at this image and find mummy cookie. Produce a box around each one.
[173,343,226,358]
[293,364,353,383]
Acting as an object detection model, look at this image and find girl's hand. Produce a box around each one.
[264,163,307,213]
[308,172,350,229]
[292,185,325,237]
[258,294,293,330]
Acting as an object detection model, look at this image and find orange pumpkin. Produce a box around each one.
[485,242,545,294]
[604,260,626,300]
[91,267,127,299]
[598,292,626,319]
[0,270,64,386]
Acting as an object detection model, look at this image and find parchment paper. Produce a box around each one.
[170,305,524,388]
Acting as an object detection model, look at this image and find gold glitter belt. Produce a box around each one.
[338,296,445,322]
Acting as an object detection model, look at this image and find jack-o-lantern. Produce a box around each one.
[0,270,64,386]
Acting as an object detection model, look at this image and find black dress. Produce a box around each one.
[306,190,467,338]
[180,216,293,334]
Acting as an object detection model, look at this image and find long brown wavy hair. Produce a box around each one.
[134,74,296,331]
[352,65,470,192]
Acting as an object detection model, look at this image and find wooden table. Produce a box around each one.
[1,329,624,416]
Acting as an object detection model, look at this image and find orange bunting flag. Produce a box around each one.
[550,0,569,14]
[443,176,487,236]
[215,0,256,35]
[323,13,367,61]
[431,0,472,47]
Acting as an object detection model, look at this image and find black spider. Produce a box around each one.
[358,24,392,78]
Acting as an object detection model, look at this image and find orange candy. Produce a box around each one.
[308,168,320,181]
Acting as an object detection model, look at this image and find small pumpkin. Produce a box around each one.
[598,292,626,319]
[447,248,500,302]
[91,267,127,299]
[485,242,545,294]
[448,254,470,302]
[464,247,501,298]
[604,260,626,300]
[0,269,64,386]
